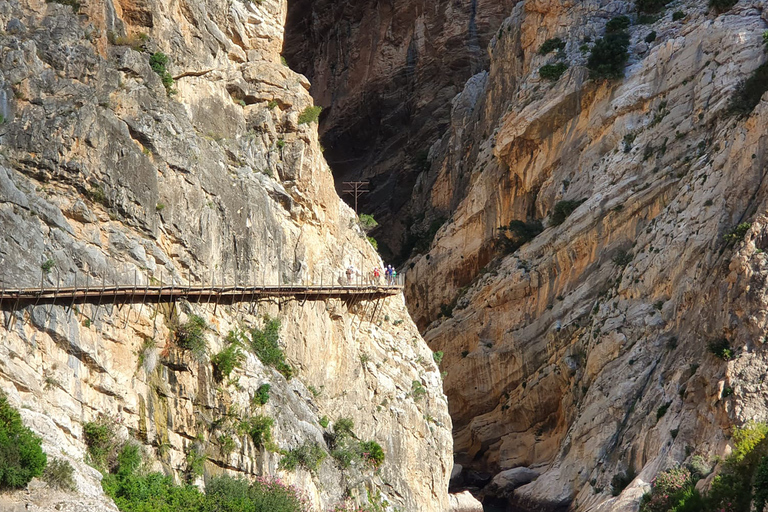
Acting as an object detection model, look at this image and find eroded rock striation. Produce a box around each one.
[404,0,768,510]
[0,0,451,510]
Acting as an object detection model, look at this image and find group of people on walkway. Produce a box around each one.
[346,265,398,285]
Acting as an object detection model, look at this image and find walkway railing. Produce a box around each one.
[0,270,405,311]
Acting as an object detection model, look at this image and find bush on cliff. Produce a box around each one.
[729,62,768,116]
[0,394,47,489]
[102,445,310,512]
[249,316,293,380]
[587,30,630,79]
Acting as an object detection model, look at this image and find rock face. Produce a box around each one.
[402,0,768,510]
[283,0,515,258]
[0,0,451,511]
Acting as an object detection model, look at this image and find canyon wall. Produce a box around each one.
[0,0,452,510]
[403,0,768,510]
[283,0,515,259]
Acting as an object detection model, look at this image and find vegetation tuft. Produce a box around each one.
[708,338,733,360]
[252,383,271,406]
[211,337,244,383]
[148,52,175,96]
[298,105,322,125]
[239,415,274,449]
[175,315,208,360]
[279,442,327,472]
[248,316,293,379]
[42,457,76,491]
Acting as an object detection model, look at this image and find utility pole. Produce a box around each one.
[342,181,370,214]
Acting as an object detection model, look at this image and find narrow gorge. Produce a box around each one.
[2,0,768,511]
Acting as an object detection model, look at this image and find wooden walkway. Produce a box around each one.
[0,283,403,310]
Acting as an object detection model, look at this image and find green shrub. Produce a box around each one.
[41,259,55,273]
[588,31,630,79]
[83,418,117,472]
[730,63,768,116]
[42,457,76,491]
[240,415,273,449]
[708,338,733,360]
[656,401,671,420]
[211,341,244,383]
[411,380,427,401]
[605,16,630,33]
[249,317,293,379]
[550,199,585,226]
[636,0,670,13]
[358,441,385,469]
[279,442,326,472]
[298,105,322,125]
[252,383,271,406]
[367,236,378,250]
[0,394,47,489]
[116,444,142,478]
[433,351,444,365]
[103,445,312,512]
[358,214,378,232]
[333,418,355,439]
[497,219,543,254]
[539,62,569,81]
[640,466,695,512]
[148,52,175,96]
[218,434,236,457]
[611,467,636,496]
[176,315,207,360]
[538,37,566,55]
[672,10,685,20]
[331,447,358,469]
[184,445,206,482]
[723,222,752,244]
[645,31,657,43]
[709,0,737,13]
[319,416,329,429]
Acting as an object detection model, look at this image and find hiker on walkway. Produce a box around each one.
[384,265,392,285]
[346,265,355,285]
[390,267,397,286]
[373,267,381,284]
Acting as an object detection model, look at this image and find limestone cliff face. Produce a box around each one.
[405,0,768,510]
[283,0,515,258]
[0,1,451,511]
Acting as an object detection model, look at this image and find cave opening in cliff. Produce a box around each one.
[283,0,514,263]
